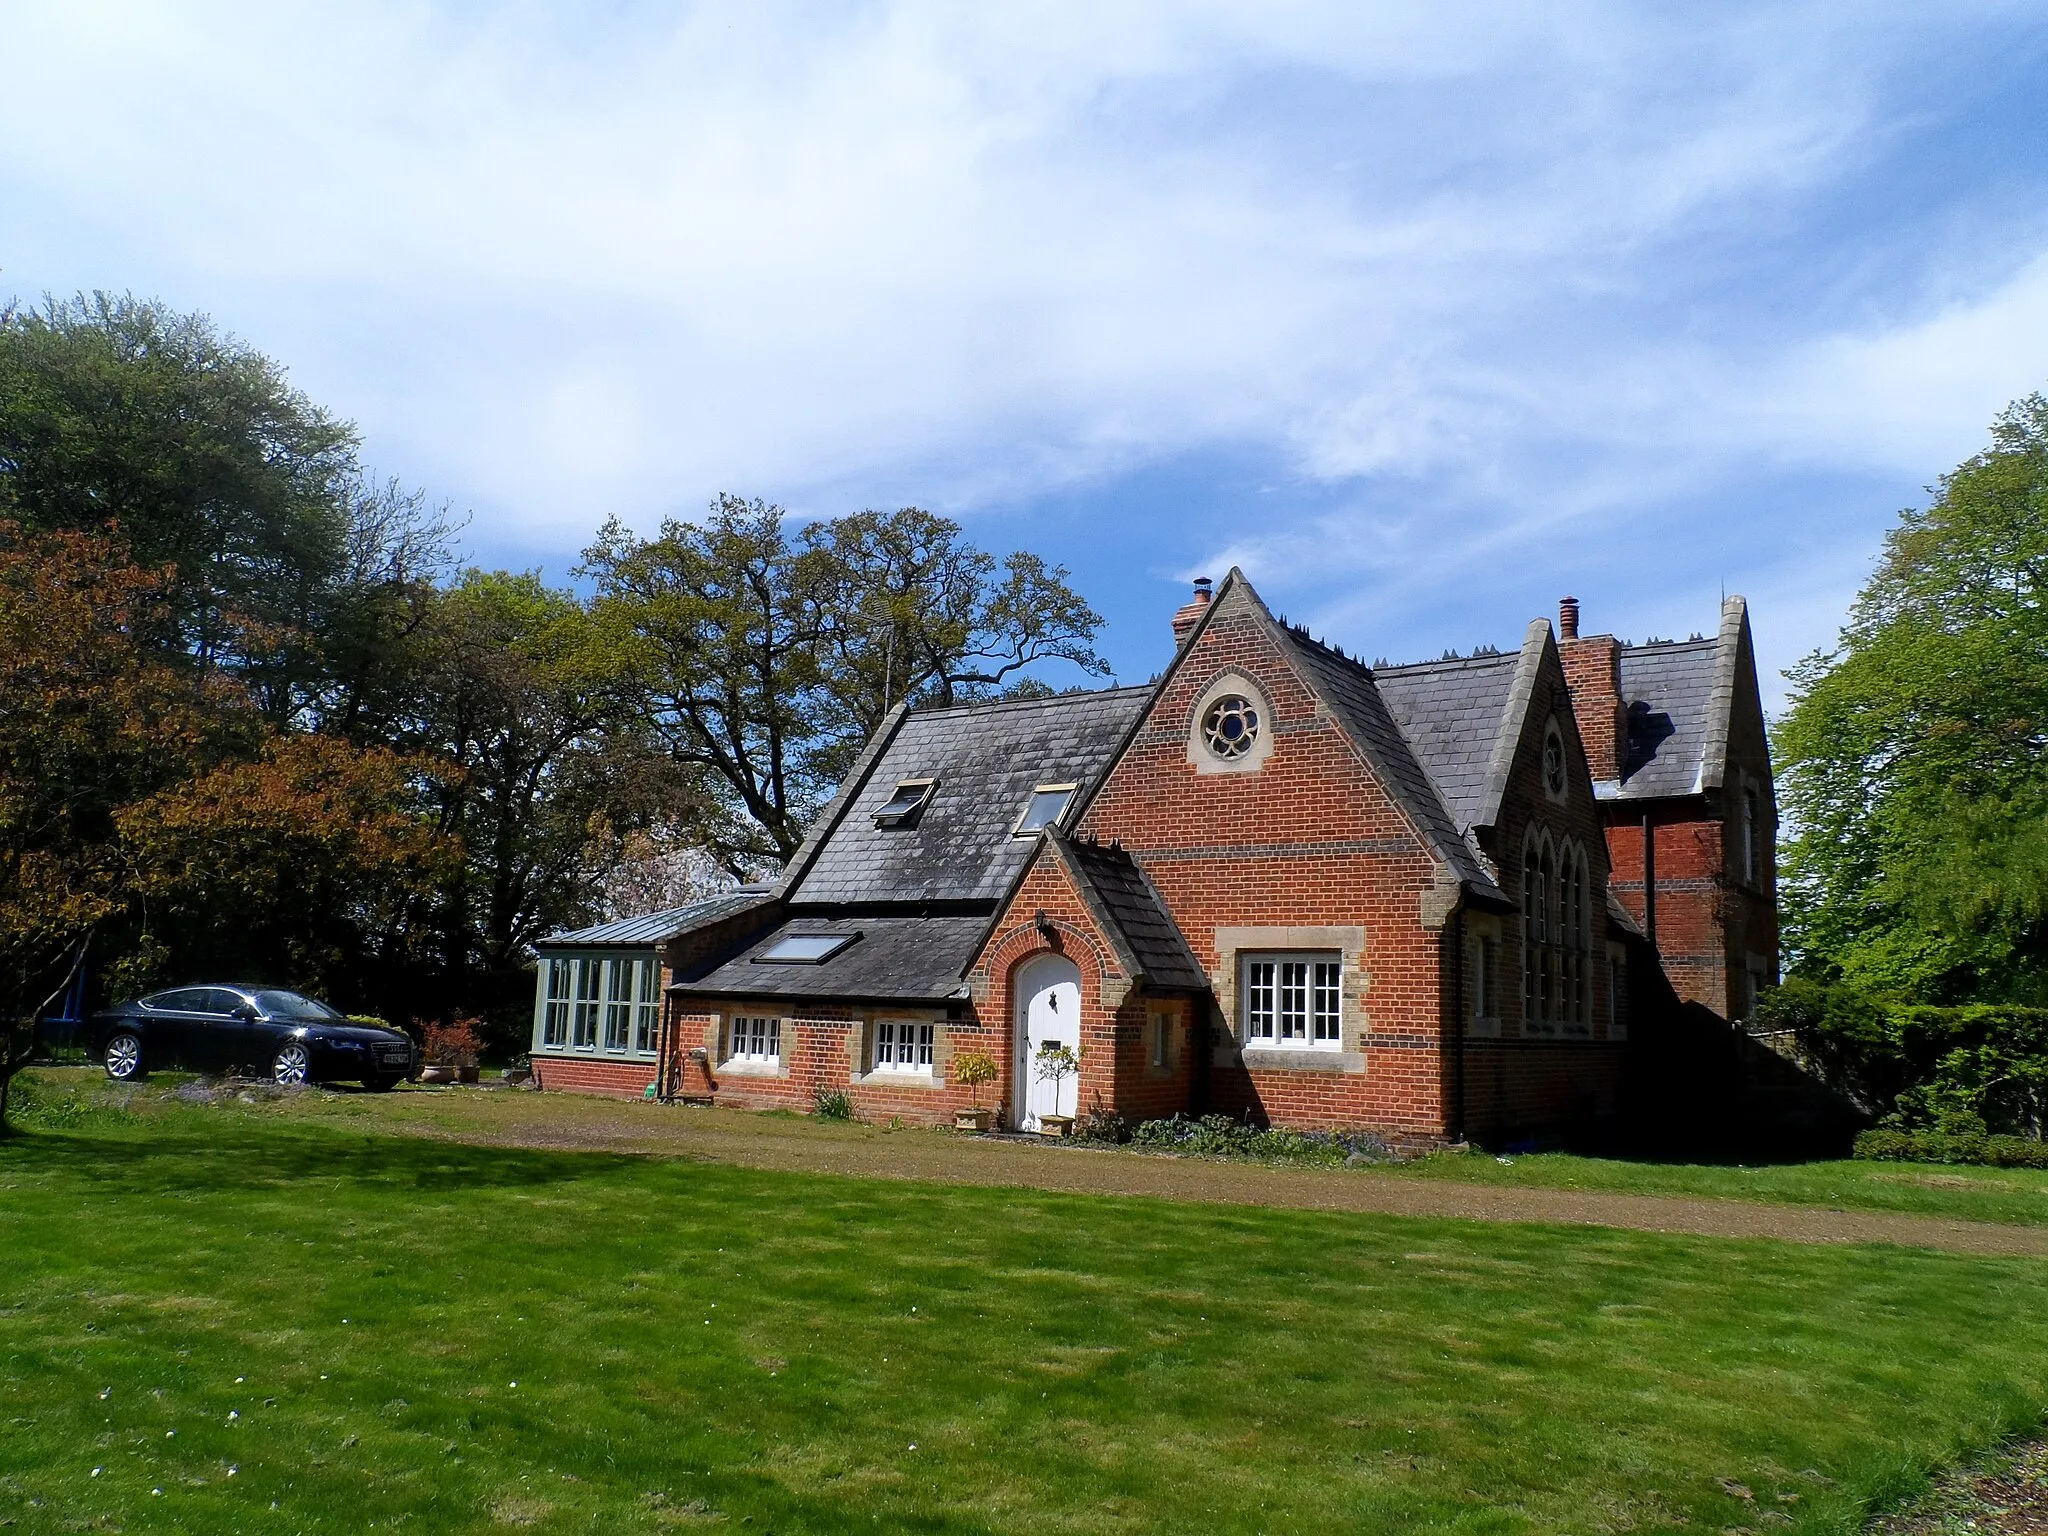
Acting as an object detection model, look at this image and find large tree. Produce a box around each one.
[1776,391,2048,1004]
[0,292,456,725]
[583,497,1108,868]
[0,523,447,1125]
[393,569,686,1031]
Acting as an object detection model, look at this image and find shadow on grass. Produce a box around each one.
[2,1118,639,1199]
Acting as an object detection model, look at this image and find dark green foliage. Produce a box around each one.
[810,1087,854,1120]
[1775,391,2048,1004]
[1855,1127,2048,1169]
[1756,980,2048,1139]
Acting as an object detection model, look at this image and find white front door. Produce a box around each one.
[1014,953,1082,1130]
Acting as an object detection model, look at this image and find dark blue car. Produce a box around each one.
[89,986,416,1089]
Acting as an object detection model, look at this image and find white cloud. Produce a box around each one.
[0,0,2041,627]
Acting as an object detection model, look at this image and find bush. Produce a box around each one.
[1072,1104,1129,1144]
[1128,1114,1395,1166]
[1754,982,2048,1138]
[811,1089,854,1121]
[1853,1127,2048,1169]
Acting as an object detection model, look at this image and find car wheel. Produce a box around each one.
[363,1072,399,1092]
[272,1042,312,1087]
[104,1032,145,1081]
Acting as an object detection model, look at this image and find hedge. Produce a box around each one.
[1853,1127,2048,1169]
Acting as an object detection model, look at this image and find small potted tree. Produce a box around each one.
[1033,1041,1079,1137]
[952,1051,999,1132]
[422,1018,482,1085]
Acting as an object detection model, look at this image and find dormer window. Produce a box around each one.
[873,778,936,827]
[1012,784,1076,837]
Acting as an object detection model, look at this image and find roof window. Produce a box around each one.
[873,778,936,827]
[754,932,860,965]
[1013,784,1077,837]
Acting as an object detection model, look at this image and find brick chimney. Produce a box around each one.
[1557,596,1626,784]
[1171,578,1213,648]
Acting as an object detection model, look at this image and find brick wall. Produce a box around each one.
[1595,619,1779,1025]
[1075,591,1455,1136]
[968,846,1195,1130]
[530,1054,658,1098]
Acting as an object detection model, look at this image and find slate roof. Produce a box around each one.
[785,687,1153,905]
[1273,626,1502,897]
[540,890,772,948]
[678,913,989,1002]
[1052,834,1210,990]
[1373,651,1524,833]
[1612,640,1718,799]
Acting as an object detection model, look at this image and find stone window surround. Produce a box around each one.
[1606,942,1630,1042]
[719,1012,785,1076]
[704,1007,954,1086]
[1465,913,1503,1040]
[1187,671,1277,776]
[1147,999,1185,1076]
[1540,715,1570,805]
[1211,924,1367,1074]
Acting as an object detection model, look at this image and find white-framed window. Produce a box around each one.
[633,958,660,1052]
[603,958,634,1052]
[728,1015,780,1063]
[873,1019,935,1071]
[1149,1008,1174,1069]
[1522,830,1592,1037]
[1241,953,1342,1049]
[573,957,602,1049]
[541,958,572,1048]
[1012,784,1077,837]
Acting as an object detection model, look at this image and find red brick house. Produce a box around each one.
[528,570,1778,1149]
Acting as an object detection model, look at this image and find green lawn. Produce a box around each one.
[1389,1148,2048,1230]
[5,1107,2048,1534]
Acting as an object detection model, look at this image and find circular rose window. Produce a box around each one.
[1202,694,1261,759]
[1543,723,1567,797]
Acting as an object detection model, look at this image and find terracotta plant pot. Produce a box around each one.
[418,1064,455,1085]
[954,1107,994,1133]
[1037,1114,1074,1138]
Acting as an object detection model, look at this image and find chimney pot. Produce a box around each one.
[1559,595,1580,640]
[1171,577,1215,648]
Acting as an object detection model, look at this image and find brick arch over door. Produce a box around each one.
[980,916,1124,1130]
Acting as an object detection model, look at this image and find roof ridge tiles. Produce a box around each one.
[905,683,1151,720]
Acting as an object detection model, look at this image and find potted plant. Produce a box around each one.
[952,1051,999,1132]
[423,1017,483,1085]
[1033,1041,1079,1137]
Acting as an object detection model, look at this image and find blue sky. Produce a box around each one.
[5,2,2047,704]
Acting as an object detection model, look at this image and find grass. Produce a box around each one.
[5,1096,2048,1533]
[1387,1148,2048,1230]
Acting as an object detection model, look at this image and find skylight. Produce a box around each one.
[754,932,860,965]
[873,778,936,827]
[1013,784,1077,836]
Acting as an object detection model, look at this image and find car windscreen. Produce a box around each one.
[254,990,345,1020]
